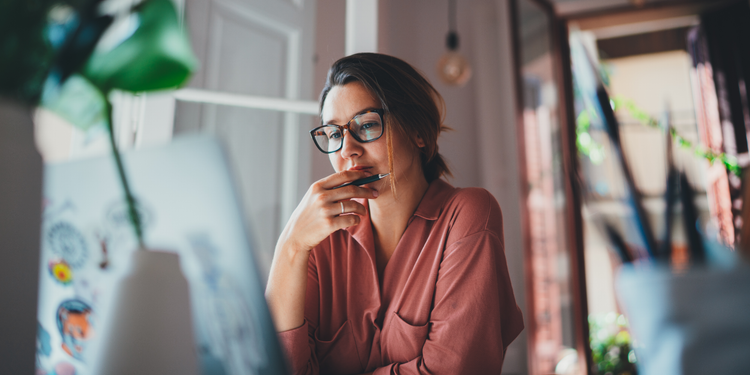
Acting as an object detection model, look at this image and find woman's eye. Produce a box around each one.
[328,131,342,139]
[361,122,376,129]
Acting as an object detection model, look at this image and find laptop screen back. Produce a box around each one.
[36,135,287,375]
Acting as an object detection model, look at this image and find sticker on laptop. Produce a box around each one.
[56,299,94,362]
[46,222,88,269]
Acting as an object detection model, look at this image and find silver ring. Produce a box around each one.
[340,201,345,214]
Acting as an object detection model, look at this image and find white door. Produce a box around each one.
[175,0,318,281]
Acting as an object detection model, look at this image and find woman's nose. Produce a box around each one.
[339,130,363,158]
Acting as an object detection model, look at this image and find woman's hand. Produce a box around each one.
[277,169,379,255]
[266,170,378,332]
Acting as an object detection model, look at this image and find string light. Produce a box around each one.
[575,96,741,177]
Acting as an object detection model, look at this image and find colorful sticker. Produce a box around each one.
[56,300,94,362]
[48,260,73,285]
[105,198,153,232]
[36,322,52,372]
[46,222,88,269]
[52,361,76,375]
[37,322,52,357]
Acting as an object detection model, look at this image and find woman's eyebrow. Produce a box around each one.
[322,107,382,126]
[356,107,381,115]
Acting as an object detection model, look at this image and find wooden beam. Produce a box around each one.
[597,26,692,59]
[565,0,738,25]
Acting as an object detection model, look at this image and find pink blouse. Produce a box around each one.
[278,179,524,375]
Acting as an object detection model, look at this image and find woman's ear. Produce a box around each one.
[415,135,426,148]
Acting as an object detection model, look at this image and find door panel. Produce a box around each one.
[176,0,316,282]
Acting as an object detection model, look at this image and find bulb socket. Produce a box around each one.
[446,31,459,50]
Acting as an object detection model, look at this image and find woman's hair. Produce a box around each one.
[320,53,452,193]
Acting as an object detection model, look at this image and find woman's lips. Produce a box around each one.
[349,166,373,177]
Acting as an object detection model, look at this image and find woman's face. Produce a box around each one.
[321,81,424,195]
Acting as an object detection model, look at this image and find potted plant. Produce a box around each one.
[0,0,197,372]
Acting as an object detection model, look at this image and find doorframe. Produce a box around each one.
[509,0,591,373]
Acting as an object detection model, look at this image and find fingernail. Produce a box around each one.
[372,190,379,197]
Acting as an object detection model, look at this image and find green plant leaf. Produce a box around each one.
[83,0,197,93]
[41,73,107,131]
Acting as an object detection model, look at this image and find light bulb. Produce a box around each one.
[437,51,472,86]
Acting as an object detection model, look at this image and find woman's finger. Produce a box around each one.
[325,184,378,203]
[329,212,361,230]
[330,200,367,217]
[317,170,371,189]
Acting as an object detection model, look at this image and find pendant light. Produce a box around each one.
[436,0,472,86]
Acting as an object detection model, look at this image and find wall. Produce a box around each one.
[313,1,528,373]
[311,0,346,182]
[380,0,481,187]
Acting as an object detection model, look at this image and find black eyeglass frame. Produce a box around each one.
[309,109,385,154]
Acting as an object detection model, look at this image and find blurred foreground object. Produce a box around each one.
[42,0,198,247]
[93,250,198,375]
[0,1,56,104]
[0,1,86,372]
[1,0,197,372]
[83,0,196,92]
[38,135,290,375]
[617,265,750,375]
[64,1,199,373]
[0,101,43,375]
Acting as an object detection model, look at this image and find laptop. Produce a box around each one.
[36,135,288,375]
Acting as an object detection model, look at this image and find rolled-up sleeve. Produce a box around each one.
[375,230,524,375]
[277,250,321,375]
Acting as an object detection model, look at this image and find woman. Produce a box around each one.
[266,53,523,375]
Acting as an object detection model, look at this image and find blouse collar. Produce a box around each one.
[412,178,455,221]
[346,178,456,246]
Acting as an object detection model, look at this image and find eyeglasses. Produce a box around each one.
[310,109,385,154]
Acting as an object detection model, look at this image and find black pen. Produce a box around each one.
[597,86,658,258]
[603,222,633,264]
[680,172,705,265]
[334,173,390,189]
[658,106,676,264]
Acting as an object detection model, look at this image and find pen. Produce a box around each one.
[597,86,658,258]
[680,172,705,265]
[334,173,390,189]
[603,222,633,264]
[658,105,676,263]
